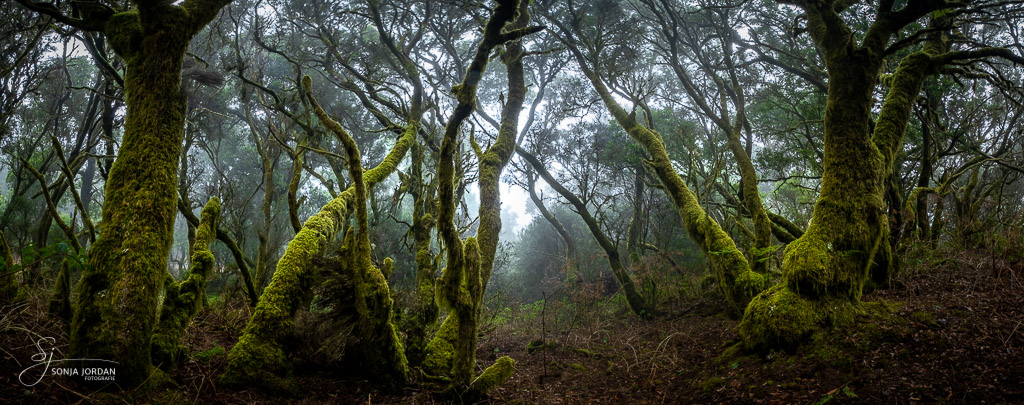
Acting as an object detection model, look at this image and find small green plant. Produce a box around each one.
[194,346,226,363]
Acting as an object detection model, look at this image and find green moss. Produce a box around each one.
[910,310,939,328]
[466,356,516,400]
[221,331,298,394]
[802,331,849,365]
[221,206,339,391]
[194,346,226,363]
[105,11,142,63]
[380,257,393,280]
[713,343,744,365]
[60,2,237,389]
[568,363,586,372]
[570,347,598,358]
[404,211,438,365]
[732,271,769,307]
[422,315,458,380]
[701,377,726,392]
[739,284,856,352]
[526,339,548,354]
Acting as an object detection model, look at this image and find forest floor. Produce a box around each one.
[2,247,1023,404]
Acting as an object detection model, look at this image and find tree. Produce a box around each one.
[739,0,1024,350]
[421,0,539,396]
[543,1,769,313]
[17,0,233,388]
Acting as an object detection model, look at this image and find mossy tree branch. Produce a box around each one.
[22,159,82,253]
[50,136,96,244]
[151,197,220,371]
[177,199,259,307]
[644,2,773,272]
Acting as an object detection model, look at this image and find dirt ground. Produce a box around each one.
[2,248,1022,404]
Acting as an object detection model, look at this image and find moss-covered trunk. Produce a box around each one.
[423,0,534,394]
[47,259,72,325]
[0,230,21,305]
[65,2,232,388]
[404,140,438,366]
[70,10,189,389]
[726,127,773,272]
[177,199,259,307]
[739,6,941,348]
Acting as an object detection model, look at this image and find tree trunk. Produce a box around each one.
[552,21,765,312]
[403,139,438,366]
[68,3,231,389]
[0,230,20,304]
